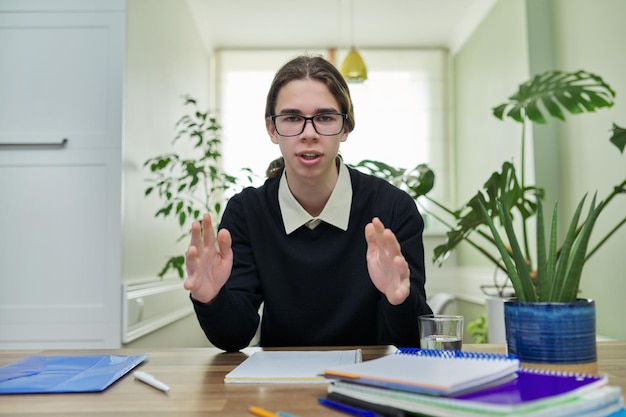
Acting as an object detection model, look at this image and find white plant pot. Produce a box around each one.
[485,295,506,343]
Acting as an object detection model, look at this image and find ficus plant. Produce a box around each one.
[144,95,253,278]
[355,70,626,300]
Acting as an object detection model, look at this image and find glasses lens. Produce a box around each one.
[274,113,345,136]
[313,113,344,135]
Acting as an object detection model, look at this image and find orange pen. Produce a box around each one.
[248,405,281,417]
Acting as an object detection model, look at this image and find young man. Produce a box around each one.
[184,55,432,351]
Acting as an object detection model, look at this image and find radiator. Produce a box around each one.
[122,278,194,343]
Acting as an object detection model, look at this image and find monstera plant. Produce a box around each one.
[356,69,626,297]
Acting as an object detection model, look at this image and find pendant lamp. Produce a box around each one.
[341,47,367,82]
[340,0,367,82]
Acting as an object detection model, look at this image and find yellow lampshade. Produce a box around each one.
[341,47,367,82]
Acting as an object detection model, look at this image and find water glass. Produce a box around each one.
[419,314,464,351]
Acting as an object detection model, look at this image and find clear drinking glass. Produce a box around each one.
[419,314,464,351]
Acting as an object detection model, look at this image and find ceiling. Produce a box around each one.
[187,0,496,53]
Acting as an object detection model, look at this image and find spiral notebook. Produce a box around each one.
[322,348,520,396]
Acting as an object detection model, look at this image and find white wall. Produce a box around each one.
[123,0,214,347]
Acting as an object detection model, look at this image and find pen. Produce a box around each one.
[248,405,281,417]
[133,371,170,392]
[318,397,380,417]
[277,412,300,417]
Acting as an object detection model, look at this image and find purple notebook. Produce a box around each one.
[454,368,607,405]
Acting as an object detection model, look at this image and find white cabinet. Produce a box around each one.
[0,1,125,348]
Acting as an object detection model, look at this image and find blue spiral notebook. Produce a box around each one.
[0,354,148,394]
[323,348,520,396]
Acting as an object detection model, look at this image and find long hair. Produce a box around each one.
[264,55,355,179]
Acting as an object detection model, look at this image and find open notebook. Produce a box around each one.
[224,349,362,384]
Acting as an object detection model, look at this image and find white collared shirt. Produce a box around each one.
[279,160,353,234]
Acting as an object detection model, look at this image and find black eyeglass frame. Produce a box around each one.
[270,113,348,137]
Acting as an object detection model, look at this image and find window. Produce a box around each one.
[216,49,450,218]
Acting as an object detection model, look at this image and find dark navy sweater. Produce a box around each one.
[192,167,432,351]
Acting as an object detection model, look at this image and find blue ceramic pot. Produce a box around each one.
[503,298,596,365]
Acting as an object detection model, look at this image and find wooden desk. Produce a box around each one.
[0,342,624,416]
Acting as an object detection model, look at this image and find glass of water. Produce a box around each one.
[419,314,464,351]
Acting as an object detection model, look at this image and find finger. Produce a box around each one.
[216,229,233,261]
[189,220,203,249]
[371,217,385,233]
[393,254,409,277]
[185,245,198,275]
[383,228,403,255]
[183,246,198,290]
[202,213,216,249]
[364,222,376,246]
[365,217,385,245]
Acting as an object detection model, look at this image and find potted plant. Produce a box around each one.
[476,72,625,373]
[355,70,626,352]
[144,95,253,278]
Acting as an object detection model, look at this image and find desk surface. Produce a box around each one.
[1,342,625,416]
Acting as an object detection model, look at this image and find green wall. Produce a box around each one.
[451,0,626,340]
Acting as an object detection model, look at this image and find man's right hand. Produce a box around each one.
[183,213,233,304]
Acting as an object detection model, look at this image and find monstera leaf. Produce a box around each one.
[610,123,626,154]
[353,160,435,198]
[493,70,615,124]
[433,161,541,265]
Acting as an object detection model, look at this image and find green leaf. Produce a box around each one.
[158,255,186,279]
[433,162,540,264]
[492,70,615,125]
[550,195,587,300]
[558,195,603,301]
[351,161,435,207]
[497,201,537,301]
[492,104,507,120]
[610,123,626,153]
[155,203,173,218]
[541,96,566,121]
[478,201,534,301]
[544,203,559,300]
[535,197,549,300]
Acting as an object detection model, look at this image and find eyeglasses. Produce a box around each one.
[271,113,347,137]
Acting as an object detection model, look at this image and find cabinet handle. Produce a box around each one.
[0,138,68,148]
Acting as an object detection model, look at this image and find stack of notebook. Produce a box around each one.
[322,348,625,417]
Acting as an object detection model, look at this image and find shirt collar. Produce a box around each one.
[279,160,352,234]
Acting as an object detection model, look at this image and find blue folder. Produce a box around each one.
[0,354,148,394]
